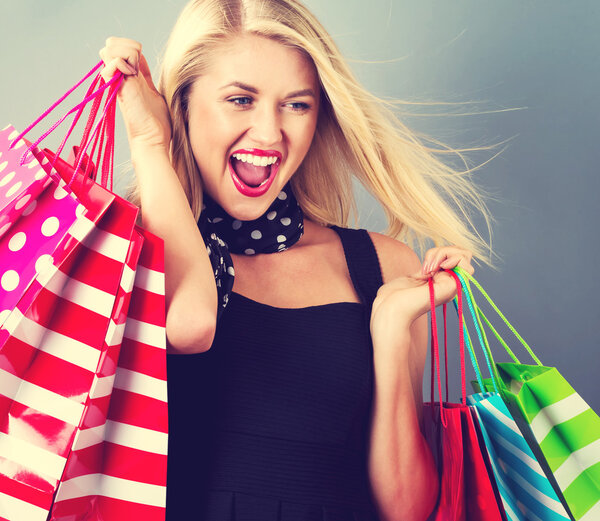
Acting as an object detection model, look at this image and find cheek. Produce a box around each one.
[292,117,318,155]
[189,110,239,168]
[300,122,318,157]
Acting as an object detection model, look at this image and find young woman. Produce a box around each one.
[99,0,485,519]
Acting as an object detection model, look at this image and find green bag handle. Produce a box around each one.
[452,269,501,393]
[454,267,543,367]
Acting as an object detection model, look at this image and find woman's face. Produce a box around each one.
[187,34,320,220]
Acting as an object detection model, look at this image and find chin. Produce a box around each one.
[224,191,279,221]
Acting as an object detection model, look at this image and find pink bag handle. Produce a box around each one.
[54,70,103,169]
[69,77,121,188]
[10,60,123,190]
[429,278,448,426]
[428,271,467,426]
[9,61,103,152]
[12,63,118,162]
[70,75,110,180]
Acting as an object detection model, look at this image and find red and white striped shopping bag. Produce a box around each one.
[2,63,168,520]
[0,183,138,520]
[49,227,168,521]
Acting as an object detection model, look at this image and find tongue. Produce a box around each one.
[232,159,271,187]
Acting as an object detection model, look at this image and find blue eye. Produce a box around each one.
[287,102,310,112]
[229,96,253,107]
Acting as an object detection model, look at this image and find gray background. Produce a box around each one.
[1,1,598,410]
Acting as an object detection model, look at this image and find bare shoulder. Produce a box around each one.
[367,231,422,283]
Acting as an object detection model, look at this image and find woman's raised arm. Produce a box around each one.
[100,37,218,353]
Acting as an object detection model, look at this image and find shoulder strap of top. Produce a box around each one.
[329,225,384,309]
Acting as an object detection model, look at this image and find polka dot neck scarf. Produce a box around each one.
[197,182,304,318]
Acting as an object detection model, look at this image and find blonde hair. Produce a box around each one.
[149,0,492,261]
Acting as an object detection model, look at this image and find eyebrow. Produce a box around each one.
[220,81,316,99]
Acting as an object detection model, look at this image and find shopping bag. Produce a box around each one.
[424,276,505,521]
[0,125,115,326]
[49,227,168,521]
[45,68,167,521]
[0,149,120,521]
[40,65,166,520]
[39,138,167,520]
[451,269,571,521]
[0,180,139,521]
[456,267,599,521]
[0,64,148,520]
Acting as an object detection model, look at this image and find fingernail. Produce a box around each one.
[126,64,137,75]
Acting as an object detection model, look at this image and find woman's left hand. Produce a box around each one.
[370,245,474,345]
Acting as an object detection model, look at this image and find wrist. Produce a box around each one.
[370,306,417,344]
[130,142,171,167]
[371,320,412,364]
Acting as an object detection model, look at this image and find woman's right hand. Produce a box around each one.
[99,37,172,154]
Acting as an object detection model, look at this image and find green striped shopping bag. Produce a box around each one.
[450,269,571,521]
[455,267,600,521]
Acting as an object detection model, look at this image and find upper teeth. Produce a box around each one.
[232,153,278,167]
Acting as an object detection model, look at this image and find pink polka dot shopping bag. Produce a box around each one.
[0,63,167,521]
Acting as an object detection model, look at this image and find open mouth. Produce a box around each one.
[228,149,281,197]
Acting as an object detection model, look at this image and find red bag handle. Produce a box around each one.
[428,271,468,426]
[428,278,448,426]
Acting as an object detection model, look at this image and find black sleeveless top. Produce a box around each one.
[166,225,384,520]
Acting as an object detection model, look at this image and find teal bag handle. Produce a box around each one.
[459,309,488,392]
[446,273,487,394]
[453,267,543,367]
[452,269,501,393]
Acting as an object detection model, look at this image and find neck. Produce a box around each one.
[199,183,304,255]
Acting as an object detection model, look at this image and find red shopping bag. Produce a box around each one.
[49,227,168,521]
[423,277,505,521]
[38,147,167,520]
[41,70,167,521]
[0,171,139,520]
[0,63,167,520]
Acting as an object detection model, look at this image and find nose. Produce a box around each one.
[247,105,283,146]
